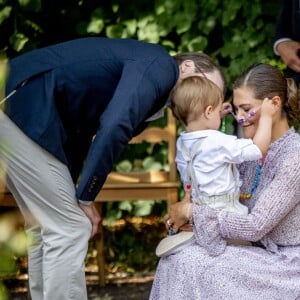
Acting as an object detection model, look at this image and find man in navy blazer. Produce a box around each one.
[1,37,225,299]
[273,0,300,85]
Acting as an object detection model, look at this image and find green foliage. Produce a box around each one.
[0,211,30,300]
[0,0,284,97]
[0,56,30,300]
[0,0,284,221]
[98,217,166,273]
[0,0,290,274]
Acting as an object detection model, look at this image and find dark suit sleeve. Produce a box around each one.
[274,0,293,41]
[75,56,178,202]
[132,121,149,136]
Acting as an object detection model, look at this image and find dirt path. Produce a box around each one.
[6,272,154,300]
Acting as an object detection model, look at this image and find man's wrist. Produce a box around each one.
[273,38,292,55]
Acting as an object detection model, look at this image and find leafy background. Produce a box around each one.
[0,0,286,298]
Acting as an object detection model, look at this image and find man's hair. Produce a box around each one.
[173,52,225,93]
[170,76,224,126]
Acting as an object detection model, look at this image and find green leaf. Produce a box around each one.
[133,200,154,216]
[0,251,17,274]
[142,157,162,171]
[0,281,8,300]
[136,16,160,42]
[7,231,29,255]
[106,24,124,38]
[112,4,119,13]
[87,19,104,34]
[119,201,132,212]
[115,160,132,172]
[176,18,192,35]
[122,19,137,36]
[186,36,208,52]
[18,0,41,12]
[0,57,7,95]
[0,6,12,25]
[222,1,242,26]
[161,39,175,50]
[104,208,122,224]
[9,33,29,52]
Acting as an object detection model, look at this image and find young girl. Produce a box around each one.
[156,76,276,257]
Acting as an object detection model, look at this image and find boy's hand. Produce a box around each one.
[260,97,278,118]
[221,102,232,118]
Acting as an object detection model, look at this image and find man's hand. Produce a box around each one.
[277,40,300,73]
[79,202,101,238]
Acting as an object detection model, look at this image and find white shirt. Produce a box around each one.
[176,130,262,198]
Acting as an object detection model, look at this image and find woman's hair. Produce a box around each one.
[170,76,224,126]
[173,52,226,94]
[233,63,300,123]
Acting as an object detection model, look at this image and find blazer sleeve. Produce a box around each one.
[75,56,178,202]
[274,0,293,41]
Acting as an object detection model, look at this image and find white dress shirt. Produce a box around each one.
[176,130,262,198]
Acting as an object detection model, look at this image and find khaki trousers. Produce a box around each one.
[0,111,91,300]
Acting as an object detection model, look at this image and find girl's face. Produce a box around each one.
[233,87,262,139]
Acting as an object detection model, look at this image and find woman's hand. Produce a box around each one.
[164,185,193,233]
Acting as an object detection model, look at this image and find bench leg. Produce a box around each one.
[95,203,105,287]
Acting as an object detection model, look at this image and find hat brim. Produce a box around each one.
[155,231,195,257]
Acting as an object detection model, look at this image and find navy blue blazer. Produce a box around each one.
[5,37,179,202]
[274,0,300,84]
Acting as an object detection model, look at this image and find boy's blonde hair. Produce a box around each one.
[170,76,224,126]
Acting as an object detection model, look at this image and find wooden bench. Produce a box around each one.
[0,108,180,287]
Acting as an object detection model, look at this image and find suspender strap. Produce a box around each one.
[179,137,207,199]
[179,136,240,201]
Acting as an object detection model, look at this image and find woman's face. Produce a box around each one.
[233,87,263,139]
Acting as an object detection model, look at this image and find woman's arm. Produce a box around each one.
[166,148,300,254]
[214,149,300,242]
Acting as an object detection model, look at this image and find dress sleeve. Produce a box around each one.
[218,148,300,242]
[192,147,300,248]
[193,204,227,256]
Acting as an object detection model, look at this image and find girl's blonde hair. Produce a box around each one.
[170,76,224,126]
